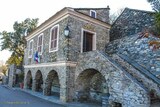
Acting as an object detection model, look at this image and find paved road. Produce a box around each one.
[0,85,65,107]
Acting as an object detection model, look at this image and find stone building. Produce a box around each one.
[110,8,155,41]
[23,7,159,107]
[107,8,160,106]
[8,64,24,87]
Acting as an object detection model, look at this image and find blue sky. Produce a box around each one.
[0,0,152,63]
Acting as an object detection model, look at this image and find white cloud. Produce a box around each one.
[0,50,11,63]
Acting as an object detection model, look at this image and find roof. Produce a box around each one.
[73,6,110,10]
[25,7,111,40]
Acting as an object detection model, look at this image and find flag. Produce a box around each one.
[34,51,40,63]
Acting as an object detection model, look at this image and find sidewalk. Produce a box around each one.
[4,85,101,107]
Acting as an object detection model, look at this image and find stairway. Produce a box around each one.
[110,53,160,103]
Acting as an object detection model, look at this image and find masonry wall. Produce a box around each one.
[24,18,69,65]
[110,8,155,41]
[75,51,150,107]
[24,64,76,102]
[8,64,16,87]
[67,16,110,61]
[24,16,110,65]
[75,8,110,23]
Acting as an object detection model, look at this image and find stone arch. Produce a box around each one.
[44,70,60,97]
[35,70,43,92]
[75,68,109,102]
[26,70,32,89]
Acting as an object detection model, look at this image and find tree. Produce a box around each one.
[110,8,124,24]
[0,18,39,66]
[147,0,160,37]
[0,65,7,75]
[147,0,160,12]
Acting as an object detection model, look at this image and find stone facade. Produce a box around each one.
[74,6,110,23]
[8,64,24,87]
[23,7,155,107]
[24,7,111,103]
[110,8,155,41]
[76,51,150,107]
[106,33,160,103]
[24,16,110,65]
[8,64,16,87]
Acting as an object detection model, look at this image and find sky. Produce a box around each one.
[0,0,152,64]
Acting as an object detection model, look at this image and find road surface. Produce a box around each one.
[0,85,65,107]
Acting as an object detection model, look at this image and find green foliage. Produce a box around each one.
[147,0,160,12]
[0,18,39,66]
[18,72,24,83]
[147,0,160,37]
[6,53,23,66]
[155,12,160,28]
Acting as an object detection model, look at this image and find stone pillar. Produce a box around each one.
[23,74,27,89]
[66,67,75,102]
[59,66,75,102]
[102,93,110,107]
[60,88,67,102]
[8,64,16,87]
[43,81,51,96]
[32,79,36,91]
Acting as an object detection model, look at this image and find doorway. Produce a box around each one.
[82,30,96,52]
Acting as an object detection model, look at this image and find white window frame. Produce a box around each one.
[49,24,59,53]
[28,39,34,58]
[37,33,43,55]
[81,28,96,53]
[90,10,97,18]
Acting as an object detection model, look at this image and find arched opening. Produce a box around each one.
[75,69,109,103]
[35,70,43,92]
[44,70,60,97]
[111,102,122,107]
[26,71,32,89]
[15,69,24,87]
[150,89,160,105]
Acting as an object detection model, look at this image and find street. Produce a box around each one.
[0,85,65,107]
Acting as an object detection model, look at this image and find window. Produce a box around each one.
[90,10,96,18]
[28,40,33,58]
[37,34,43,55]
[49,25,59,52]
[81,29,96,52]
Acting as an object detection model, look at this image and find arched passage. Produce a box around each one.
[75,69,109,102]
[35,70,43,92]
[44,70,60,97]
[26,71,32,89]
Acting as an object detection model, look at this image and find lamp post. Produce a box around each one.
[64,25,70,61]
[64,25,70,37]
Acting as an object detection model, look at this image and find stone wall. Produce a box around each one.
[112,54,160,97]
[110,8,155,41]
[74,7,110,23]
[8,64,16,87]
[75,51,150,107]
[24,63,76,102]
[67,16,110,61]
[24,16,110,65]
[24,18,69,65]
[24,51,151,106]
[106,33,160,79]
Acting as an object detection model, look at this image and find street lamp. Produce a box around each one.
[64,25,70,37]
[64,25,70,61]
